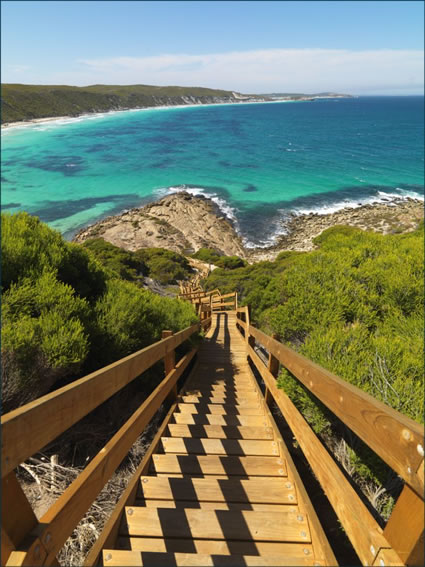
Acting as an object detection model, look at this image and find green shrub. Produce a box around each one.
[192,248,222,264]
[215,256,247,270]
[2,271,90,410]
[91,279,197,365]
[1,214,199,411]
[82,238,145,283]
[1,212,107,300]
[134,248,193,284]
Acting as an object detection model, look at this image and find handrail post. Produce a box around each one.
[382,481,424,565]
[245,305,255,349]
[2,472,47,566]
[162,330,177,401]
[265,333,280,406]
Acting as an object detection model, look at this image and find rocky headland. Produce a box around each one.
[74,192,423,262]
[73,192,246,257]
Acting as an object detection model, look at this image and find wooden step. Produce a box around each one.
[134,499,295,511]
[117,537,313,559]
[171,413,267,427]
[149,455,287,477]
[102,550,315,566]
[185,384,256,393]
[176,403,265,416]
[180,395,259,405]
[121,508,311,543]
[183,388,258,398]
[137,476,296,504]
[167,424,274,440]
[159,437,279,456]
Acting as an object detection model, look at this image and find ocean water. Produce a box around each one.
[1,96,423,246]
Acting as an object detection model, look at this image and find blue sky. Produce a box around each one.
[2,1,424,94]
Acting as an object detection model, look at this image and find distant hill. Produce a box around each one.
[1,83,267,124]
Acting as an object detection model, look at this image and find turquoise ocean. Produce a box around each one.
[1,96,423,247]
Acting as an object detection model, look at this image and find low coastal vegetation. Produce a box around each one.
[192,247,247,269]
[204,223,424,517]
[1,83,248,123]
[81,238,193,285]
[2,212,423,540]
[1,212,197,413]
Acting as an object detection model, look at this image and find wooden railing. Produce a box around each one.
[236,306,424,567]
[1,321,206,567]
[179,288,238,313]
[3,281,424,566]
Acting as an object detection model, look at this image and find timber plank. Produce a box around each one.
[102,550,314,566]
[171,413,267,427]
[167,424,274,439]
[134,500,295,511]
[185,383,256,392]
[149,455,287,477]
[183,388,258,398]
[137,476,296,504]
[121,508,311,542]
[117,537,312,558]
[180,395,259,405]
[176,403,265,415]
[159,437,279,456]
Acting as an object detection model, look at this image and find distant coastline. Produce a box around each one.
[0,82,353,127]
[0,96,353,131]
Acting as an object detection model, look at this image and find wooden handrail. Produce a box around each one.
[1,323,200,479]
[1,322,200,566]
[211,292,236,301]
[246,324,424,495]
[236,310,424,566]
[22,348,197,566]
[247,344,400,566]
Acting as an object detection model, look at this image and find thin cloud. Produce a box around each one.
[77,48,424,94]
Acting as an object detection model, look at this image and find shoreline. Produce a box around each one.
[72,191,424,262]
[1,95,350,132]
[0,99,272,131]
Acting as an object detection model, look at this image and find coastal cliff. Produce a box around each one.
[74,192,423,260]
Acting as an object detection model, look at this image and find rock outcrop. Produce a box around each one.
[74,193,423,263]
[73,192,246,257]
[248,198,424,261]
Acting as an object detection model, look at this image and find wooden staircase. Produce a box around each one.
[101,311,330,565]
[2,288,424,566]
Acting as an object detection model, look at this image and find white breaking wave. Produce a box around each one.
[153,185,423,249]
[293,189,424,217]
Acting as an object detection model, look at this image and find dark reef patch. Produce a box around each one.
[243,184,258,192]
[85,143,109,153]
[25,155,86,176]
[99,154,124,163]
[31,193,140,222]
[1,202,21,209]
